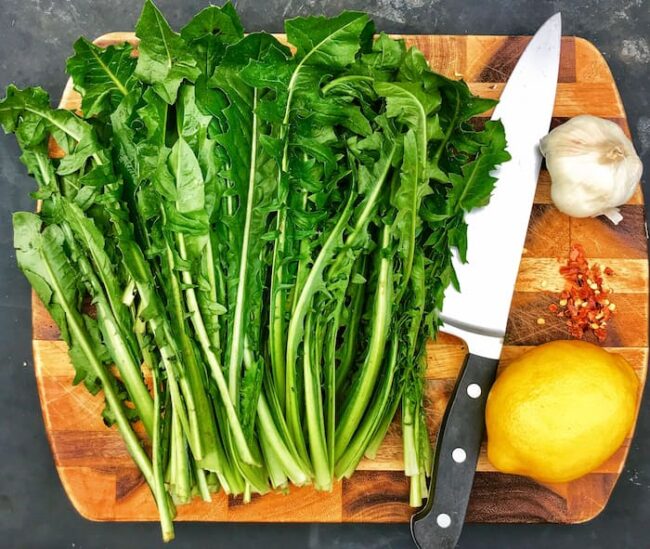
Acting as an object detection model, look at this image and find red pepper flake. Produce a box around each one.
[553,243,616,342]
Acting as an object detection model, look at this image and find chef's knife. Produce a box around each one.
[411,13,562,549]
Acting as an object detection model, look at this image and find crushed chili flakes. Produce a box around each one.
[548,243,616,342]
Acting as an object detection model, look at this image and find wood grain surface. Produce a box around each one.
[33,33,648,524]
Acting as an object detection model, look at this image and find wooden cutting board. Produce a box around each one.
[32,33,648,524]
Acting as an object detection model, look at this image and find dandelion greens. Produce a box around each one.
[0,0,510,540]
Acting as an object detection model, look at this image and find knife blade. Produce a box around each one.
[411,13,562,549]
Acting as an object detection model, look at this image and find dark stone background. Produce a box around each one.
[0,1,648,547]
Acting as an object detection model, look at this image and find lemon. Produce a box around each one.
[486,340,639,483]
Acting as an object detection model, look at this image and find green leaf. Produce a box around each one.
[285,11,372,68]
[169,136,204,214]
[78,163,113,187]
[0,85,97,163]
[19,147,59,202]
[0,85,50,137]
[210,32,282,411]
[13,212,158,504]
[176,84,211,151]
[448,220,468,263]
[375,79,436,293]
[448,120,511,211]
[376,81,441,126]
[180,2,244,76]
[134,0,200,103]
[66,37,136,118]
[392,128,432,292]
[360,32,405,75]
[239,359,264,440]
[13,212,101,391]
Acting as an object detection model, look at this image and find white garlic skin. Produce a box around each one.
[540,115,643,224]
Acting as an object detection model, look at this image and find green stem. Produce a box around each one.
[269,210,287,411]
[285,193,356,465]
[410,473,423,507]
[60,222,154,436]
[321,75,374,95]
[170,407,191,504]
[151,362,175,541]
[243,336,308,485]
[149,318,198,458]
[260,366,313,478]
[364,385,403,459]
[100,195,207,462]
[41,250,155,489]
[402,392,419,477]
[194,461,212,502]
[335,334,398,479]
[323,309,338,478]
[227,89,259,402]
[157,234,224,472]
[335,224,393,459]
[304,311,330,490]
[259,428,289,490]
[174,234,256,466]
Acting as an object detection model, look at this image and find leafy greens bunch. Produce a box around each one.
[0,0,510,540]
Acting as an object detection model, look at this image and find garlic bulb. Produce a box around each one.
[539,115,643,224]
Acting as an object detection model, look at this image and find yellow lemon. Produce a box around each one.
[486,340,639,483]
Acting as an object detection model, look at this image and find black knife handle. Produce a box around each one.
[411,353,500,549]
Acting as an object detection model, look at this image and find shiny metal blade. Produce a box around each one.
[440,13,562,355]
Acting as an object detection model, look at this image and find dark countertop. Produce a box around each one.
[0,1,648,547]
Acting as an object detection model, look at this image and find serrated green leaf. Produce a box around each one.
[134,0,200,103]
[448,120,511,211]
[66,37,136,118]
[285,11,372,68]
[180,2,244,76]
[0,85,98,165]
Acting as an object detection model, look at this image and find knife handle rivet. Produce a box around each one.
[467,383,482,399]
[436,513,452,528]
[452,448,467,463]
